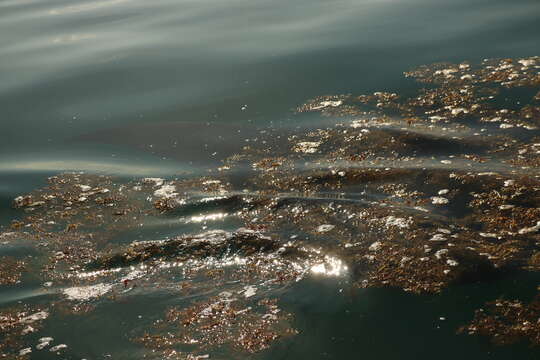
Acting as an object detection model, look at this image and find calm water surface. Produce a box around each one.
[1,0,540,358]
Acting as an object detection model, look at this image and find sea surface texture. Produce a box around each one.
[1,0,540,359]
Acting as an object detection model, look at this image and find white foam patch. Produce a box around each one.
[311,100,343,110]
[154,184,177,198]
[431,196,449,205]
[316,224,335,232]
[20,311,49,324]
[36,337,54,350]
[143,178,164,186]
[78,185,92,192]
[369,241,382,251]
[384,216,412,229]
[63,283,112,301]
[294,141,321,154]
[19,348,32,356]
[518,221,540,235]
[49,344,67,352]
[243,286,257,298]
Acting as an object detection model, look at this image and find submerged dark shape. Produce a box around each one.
[90,229,280,269]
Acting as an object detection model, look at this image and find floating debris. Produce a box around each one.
[49,344,67,352]
[243,285,257,298]
[136,297,296,356]
[431,197,449,205]
[18,347,31,356]
[293,141,322,154]
[154,184,178,199]
[36,337,54,350]
[63,283,113,301]
[316,224,335,232]
[0,257,26,285]
[460,295,540,345]
[1,55,540,355]
[518,221,540,235]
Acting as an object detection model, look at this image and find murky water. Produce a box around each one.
[1,0,540,359]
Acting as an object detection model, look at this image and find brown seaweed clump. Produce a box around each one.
[0,306,49,358]
[0,257,26,285]
[136,296,296,358]
[91,229,280,269]
[460,294,540,346]
[1,55,540,355]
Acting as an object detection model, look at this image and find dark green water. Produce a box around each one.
[1,0,539,172]
[1,0,540,358]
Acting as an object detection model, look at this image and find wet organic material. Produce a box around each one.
[137,296,296,359]
[1,56,540,357]
[0,306,49,358]
[0,257,26,285]
[460,294,540,345]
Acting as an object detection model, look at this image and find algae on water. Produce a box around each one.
[1,56,540,357]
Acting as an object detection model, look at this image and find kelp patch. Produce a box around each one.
[1,56,540,357]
